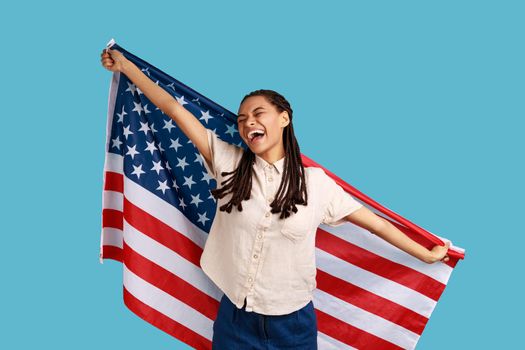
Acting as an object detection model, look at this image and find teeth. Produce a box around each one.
[248,129,265,140]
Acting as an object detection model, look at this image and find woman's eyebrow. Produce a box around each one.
[238,106,265,117]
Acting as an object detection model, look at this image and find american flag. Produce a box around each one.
[99,39,465,350]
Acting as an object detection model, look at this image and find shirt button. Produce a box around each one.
[253,254,258,259]
[248,276,253,282]
[257,234,262,239]
[268,177,273,182]
[268,196,274,202]
[265,212,270,217]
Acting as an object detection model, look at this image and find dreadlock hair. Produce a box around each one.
[210,89,308,220]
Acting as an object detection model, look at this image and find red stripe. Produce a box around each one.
[316,269,428,335]
[317,227,445,301]
[124,287,212,350]
[316,308,404,350]
[123,197,203,267]
[123,240,219,321]
[102,208,123,230]
[101,245,122,262]
[104,171,123,192]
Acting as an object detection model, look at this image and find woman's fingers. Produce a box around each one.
[100,49,114,68]
[440,242,450,262]
[99,48,125,72]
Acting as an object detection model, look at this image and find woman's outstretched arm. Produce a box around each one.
[100,48,212,168]
[345,206,450,264]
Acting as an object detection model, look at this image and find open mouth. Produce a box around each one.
[248,129,265,144]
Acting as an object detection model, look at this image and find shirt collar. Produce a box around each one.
[254,154,285,174]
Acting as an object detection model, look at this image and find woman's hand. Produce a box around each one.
[427,241,451,263]
[100,48,128,73]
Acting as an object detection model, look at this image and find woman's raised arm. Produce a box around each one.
[100,48,212,167]
[345,206,450,264]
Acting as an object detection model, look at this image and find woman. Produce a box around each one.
[100,48,449,349]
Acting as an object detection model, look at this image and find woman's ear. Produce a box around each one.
[280,111,290,127]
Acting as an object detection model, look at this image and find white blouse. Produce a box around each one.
[199,128,363,315]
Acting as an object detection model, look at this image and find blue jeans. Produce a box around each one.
[212,294,318,349]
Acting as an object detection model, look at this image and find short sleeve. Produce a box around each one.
[320,169,363,227]
[201,128,244,179]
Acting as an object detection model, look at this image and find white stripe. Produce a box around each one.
[123,264,213,341]
[123,219,222,301]
[320,222,453,284]
[105,152,124,174]
[124,176,209,249]
[102,190,123,211]
[105,38,116,49]
[316,249,436,317]
[314,289,419,350]
[317,331,357,350]
[101,228,123,248]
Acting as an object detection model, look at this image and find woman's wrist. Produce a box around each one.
[120,58,134,75]
[425,250,438,264]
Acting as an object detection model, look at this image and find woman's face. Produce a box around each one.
[237,95,289,154]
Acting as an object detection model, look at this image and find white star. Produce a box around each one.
[190,193,203,208]
[111,136,122,150]
[197,211,210,225]
[165,161,172,172]
[131,164,145,179]
[172,178,180,191]
[145,140,158,155]
[178,196,187,210]
[207,189,216,202]
[176,95,188,106]
[169,138,182,152]
[141,67,151,76]
[201,170,213,185]
[150,122,158,134]
[192,97,201,106]
[167,82,176,91]
[136,87,144,95]
[123,125,133,139]
[156,180,170,194]
[163,119,176,133]
[143,103,151,115]
[151,160,164,175]
[117,105,128,123]
[183,175,196,190]
[126,144,139,160]
[194,152,204,166]
[139,121,151,135]
[159,142,165,154]
[132,101,144,115]
[199,110,213,124]
[176,156,190,171]
[125,81,137,96]
[225,124,238,138]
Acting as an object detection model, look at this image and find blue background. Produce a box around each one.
[2,0,523,349]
